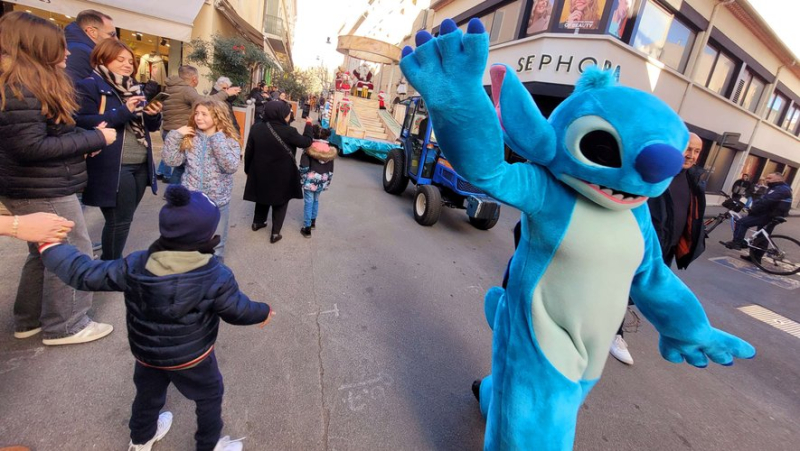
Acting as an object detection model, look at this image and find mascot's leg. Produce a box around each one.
[480,294,599,451]
[484,287,504,330]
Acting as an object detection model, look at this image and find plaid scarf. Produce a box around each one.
[95,65,148,146]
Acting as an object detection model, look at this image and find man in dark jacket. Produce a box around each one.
[64,10,116,84]
[40,185,272,451]
[731,174,752,200]
[611,132,707,366]
[722,172,793,250]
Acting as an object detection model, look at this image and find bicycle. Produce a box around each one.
[743,217,800,276]
[704,191,746,235]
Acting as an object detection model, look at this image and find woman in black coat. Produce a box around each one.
[244,101,313,243]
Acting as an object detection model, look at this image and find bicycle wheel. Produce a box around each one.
[751,235,800,276]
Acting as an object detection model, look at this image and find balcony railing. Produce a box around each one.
[264,14,285,38]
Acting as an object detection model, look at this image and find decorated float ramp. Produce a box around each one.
[328,35,403,160]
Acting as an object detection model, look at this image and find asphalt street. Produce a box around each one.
[1,119,799,451]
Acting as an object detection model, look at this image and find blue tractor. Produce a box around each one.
[382,96,501,229]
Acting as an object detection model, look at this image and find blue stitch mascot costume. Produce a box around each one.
[400,18,756,451]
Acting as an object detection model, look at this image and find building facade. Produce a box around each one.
[264,0,297,72]
[417,0,800,205]
[1,0,290,93]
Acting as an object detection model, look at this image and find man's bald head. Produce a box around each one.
[683,132,702,169]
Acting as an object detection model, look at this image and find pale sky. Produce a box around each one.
[292,1,800,70]
[748,0,799,59]
[293,0,359,72]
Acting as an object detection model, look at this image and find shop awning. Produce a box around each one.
[7,0,205,42]
[215,0,265,50]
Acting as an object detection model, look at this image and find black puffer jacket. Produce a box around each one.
[0,85,106,199]
[42,244,270,368]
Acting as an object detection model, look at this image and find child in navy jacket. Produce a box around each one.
[40,185,274,451]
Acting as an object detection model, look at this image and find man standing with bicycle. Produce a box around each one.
[722,172,793,250]
[610,132,707,365]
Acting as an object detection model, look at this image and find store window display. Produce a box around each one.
[139,50,167,86]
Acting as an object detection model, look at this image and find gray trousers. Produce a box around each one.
[0,195,93,338]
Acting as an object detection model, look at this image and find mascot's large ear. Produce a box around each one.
[574,66,617,93]
[491,64,555,165]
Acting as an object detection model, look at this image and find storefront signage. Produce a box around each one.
[515,53,621,75]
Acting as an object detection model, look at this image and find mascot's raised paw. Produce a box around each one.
[400,18,490,106]
[659,328,756,367]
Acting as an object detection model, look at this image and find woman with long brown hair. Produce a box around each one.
[0,11,116,345]
[162,100,241,261]
[75,39,164,260]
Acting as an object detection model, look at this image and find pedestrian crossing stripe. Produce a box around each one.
[738,305,800,339]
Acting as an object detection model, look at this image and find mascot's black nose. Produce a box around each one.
[635,143,683,183]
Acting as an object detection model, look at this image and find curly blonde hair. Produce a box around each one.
[181,100,240,151]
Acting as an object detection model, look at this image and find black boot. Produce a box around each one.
[252,222,266,232]
[270,233,282,244]
[471,380,481,402]
[300,226,312,238]
[311,219,316,230]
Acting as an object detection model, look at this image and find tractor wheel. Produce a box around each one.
[413,185,442,226]
[383,148,409,194]
[469,215,499,230]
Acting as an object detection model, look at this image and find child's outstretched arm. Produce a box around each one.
[211,269,271,325]
[39,243,128,292]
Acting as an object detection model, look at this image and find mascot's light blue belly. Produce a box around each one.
[533,196,644,381]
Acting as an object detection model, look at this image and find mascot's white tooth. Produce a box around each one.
[612,194,625,200]
[601,188,613,196]
[589,184,600,189]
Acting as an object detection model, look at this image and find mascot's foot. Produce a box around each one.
[471,380,481,401]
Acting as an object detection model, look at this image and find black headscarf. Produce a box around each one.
[263,100,292,124]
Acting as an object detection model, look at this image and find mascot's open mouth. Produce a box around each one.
[583,181,646,204]
[559,174,648,210]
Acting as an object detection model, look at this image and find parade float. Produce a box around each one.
[326,34,403,160]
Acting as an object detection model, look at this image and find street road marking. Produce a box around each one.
[307,303,339,317]
[0,347,45,375]
[709,257,800,290]
[339,372,393,412]
[738,305,800,339]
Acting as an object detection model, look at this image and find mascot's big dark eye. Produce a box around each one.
[579,131,621,168]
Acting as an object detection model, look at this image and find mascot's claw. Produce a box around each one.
[399,18,490,106]
[659,329,756,368]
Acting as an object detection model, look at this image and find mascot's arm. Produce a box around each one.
[630,209,755,367]
[400,19,550,214]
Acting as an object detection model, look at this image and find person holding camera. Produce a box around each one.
[74,39,163,260]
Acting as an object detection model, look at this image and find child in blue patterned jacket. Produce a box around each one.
[299,126,336,238]
[163,100,241,262]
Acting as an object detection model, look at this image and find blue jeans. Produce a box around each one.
[100,163,148,260]
[0,194,93,338]
[303,189,321,227]
[160,129,185,184]
[214,203,230,261]
[733,215,771,242]
[157,130,173,178]
[130,352,224,451]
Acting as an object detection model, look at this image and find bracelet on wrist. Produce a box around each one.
[11,215,19,238]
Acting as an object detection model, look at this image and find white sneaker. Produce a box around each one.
[213,436,244,451]
[128,411,173,451]
[609,335,634,365]
[14,327,42,339]
[42,321,113,346]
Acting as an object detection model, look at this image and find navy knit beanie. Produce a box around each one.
[159,185,220,245]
